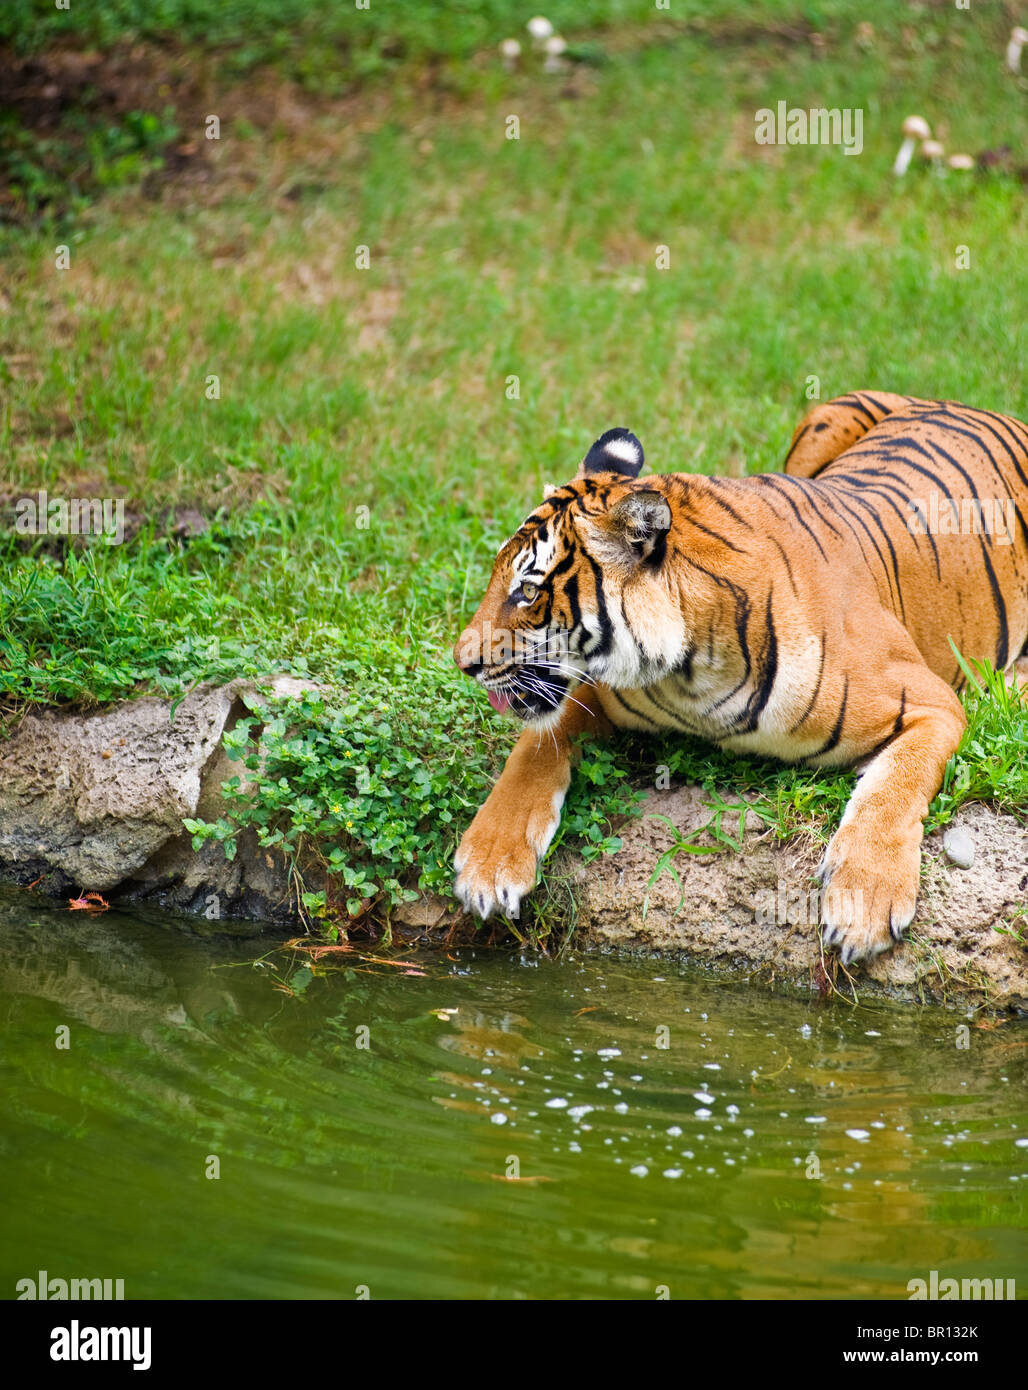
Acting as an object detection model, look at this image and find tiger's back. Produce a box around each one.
[782,390,1028,685]
[592,392,1028,765]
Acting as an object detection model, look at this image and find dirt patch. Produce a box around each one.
[559,785,1028,1013]
[0,40,217,219]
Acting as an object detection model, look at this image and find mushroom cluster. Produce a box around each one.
[892,116,976,179]
[499,16,569,73]
[885,27,1028,181]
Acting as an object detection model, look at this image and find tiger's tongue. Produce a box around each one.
[487,690,511,713]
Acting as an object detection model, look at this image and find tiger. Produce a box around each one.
[452,391,1028,963]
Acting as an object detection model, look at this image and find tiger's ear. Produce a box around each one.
[598,489,672,565]
[578,427,645,479]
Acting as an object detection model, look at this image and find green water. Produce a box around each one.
[0,889,1025,1301]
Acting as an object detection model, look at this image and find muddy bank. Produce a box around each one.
[560,785,1028,1013]
[0,684,1025,1011]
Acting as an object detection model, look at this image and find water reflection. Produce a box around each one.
[0,888,1025,1300]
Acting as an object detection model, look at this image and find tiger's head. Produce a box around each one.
[454,428,687,725]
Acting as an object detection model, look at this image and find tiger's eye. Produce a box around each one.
[521,582,538,602]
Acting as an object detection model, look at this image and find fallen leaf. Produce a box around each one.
[68,892,110,913]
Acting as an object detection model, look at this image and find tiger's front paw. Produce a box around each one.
[818,820,921,964]
[453,790,562,920]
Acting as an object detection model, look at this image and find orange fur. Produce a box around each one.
[454,395,1028,963]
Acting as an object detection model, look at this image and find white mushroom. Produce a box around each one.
[1006,26,1028,73]
[921,138,945,173]
[499,37,521,70]
[893,114,931,176]
[947,153,975,171]
[527,16,554,48]
[543,34,567,73]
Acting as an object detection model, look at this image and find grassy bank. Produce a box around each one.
[2,2,1027,933]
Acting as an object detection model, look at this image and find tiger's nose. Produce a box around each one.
[453,631,483,676]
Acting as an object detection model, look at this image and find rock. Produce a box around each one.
[943,826,975,869]
[559,786,1028,1013]
[0,678,319,922]
[390,892,455,929]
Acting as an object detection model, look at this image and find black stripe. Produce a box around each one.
[808,675,849,760]
[582,550,613,657]
[894,688,906,736]
[674,645,695,681]
[737,588,778,732]
[788,631,826,734]
[845,396,879,424]
[609,689,661,729]
[753,475,830,560]
[830,485,908,622]
[640,683,693,728]
[841,476,942,580]
[704,479,756,530]
[562,571,581,629]
[856,391,895,416]
[787,476,846,539]
[768,535,799,597]
[678,513,748,553]
[784,421,811,464]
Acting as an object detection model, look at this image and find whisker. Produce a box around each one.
[528,660,596,687]
[517,673,593,720]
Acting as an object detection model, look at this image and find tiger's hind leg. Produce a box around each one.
[784,390,917,478]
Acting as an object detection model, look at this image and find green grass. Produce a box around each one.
[1,1,1027,933]
[0,1,913,82]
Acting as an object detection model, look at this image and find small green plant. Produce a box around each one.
[80,108,180,189]
[642,792,775,917]
[994,909,1027,944]
[0,107,178,220]
[929,645,1028,830]
[555,740,642,862]
[183,685,633,937]
[185,685,467,924]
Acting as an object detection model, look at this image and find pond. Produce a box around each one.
[1,888,1025,1300]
